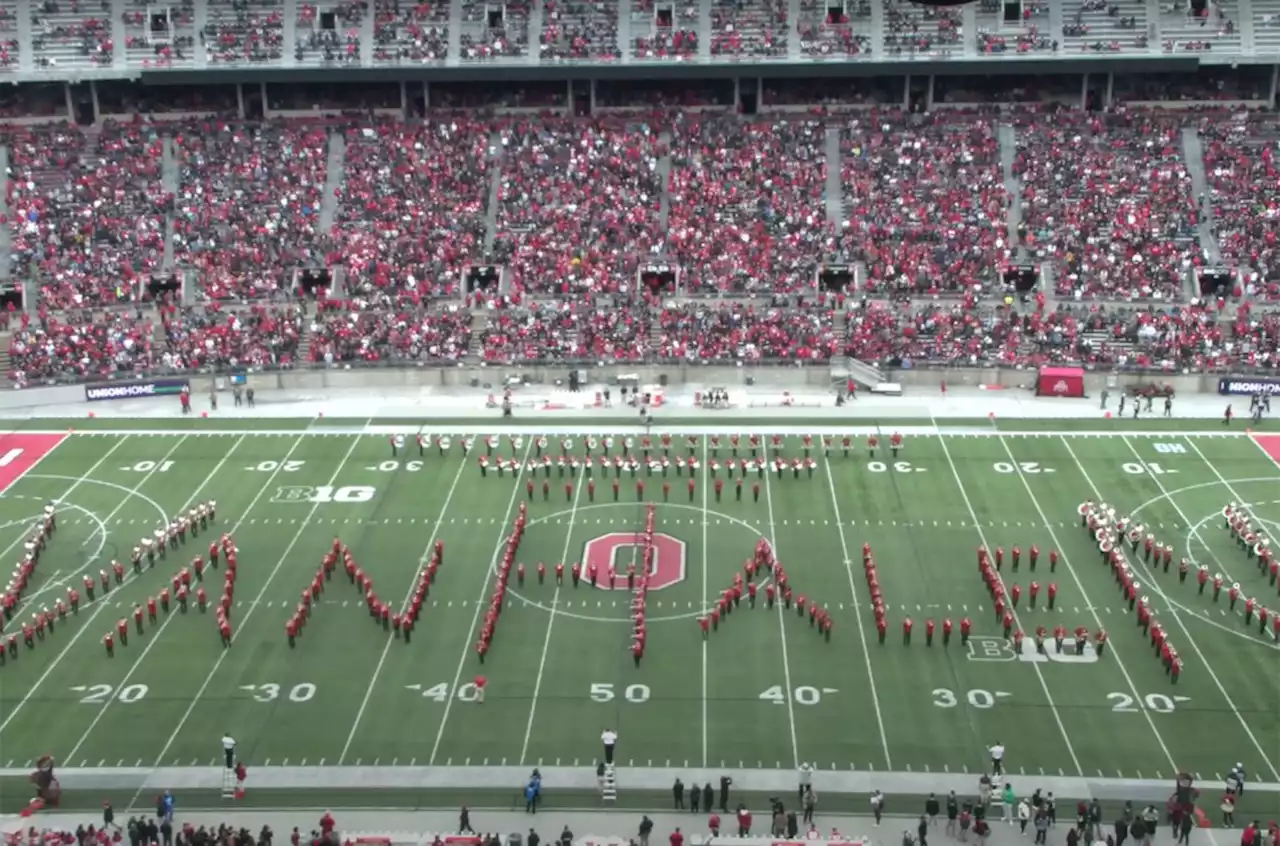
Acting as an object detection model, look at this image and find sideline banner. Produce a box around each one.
[1217,377,1280,396]
[1036,366,1084,398]
[84,378,189,402]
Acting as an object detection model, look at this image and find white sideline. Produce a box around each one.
[337,452,472,764]
[427,439,535,765]
[932,428,1084,775]
[1111,435,1280,781]
[759,440,800,769]
[0,435,192,741]
[994,434,1178,773]
[126,431,366,799]
[518,454,587,766]
[820,454,892,769]
[62,434,255,762]
[17,427,1271,438]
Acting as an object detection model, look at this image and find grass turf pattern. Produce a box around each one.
[0,427,1277,807]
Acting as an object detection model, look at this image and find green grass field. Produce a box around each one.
[1,422,1278,807]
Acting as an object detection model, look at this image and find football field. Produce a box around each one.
[0,419,1278,810]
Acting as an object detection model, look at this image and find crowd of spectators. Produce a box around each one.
[667,115,829,295]
[159,303,302,369]
[478,301,650,361]
[539,0,620,60]
[709,0,788,57]
[306,304,472,362]
[656,303,840,361]
[1014,109,1202,301]
[493,117,663,297]
[8,122,167,309]
[837,111,1006,296]
[460,0,529,59]
[1201,114,1280,301]
[7,102,1280,381]
[171,120,331,301]
[335,119,489,307]
[202,0,284,63]
[372,0,449,63]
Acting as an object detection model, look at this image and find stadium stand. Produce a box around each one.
[5,3,1280,383]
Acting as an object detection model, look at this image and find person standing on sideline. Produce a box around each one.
[989,741,1006,776]
[798,762,813,804]
[1001,784,1015,823]
[925,793,940,828]
[690,783,700,813]
[1034,812,1049,845]
[638,815,653,846]
[1017,799,1031,834]
[719,775,732,812]
[673,778,684,810]
[601,728,617,765]
[703,783,714,814]
[459,807,474,834]
[669,829,683,846]
[871,791,885,827]
[803,787,817,825]
[918,815,929,846]
[1175,813,1193,846]
[222,733,236,769]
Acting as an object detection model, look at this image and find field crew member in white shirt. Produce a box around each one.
[989,741,1005,776]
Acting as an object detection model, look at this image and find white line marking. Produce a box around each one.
[1000,435,1177,772]
[760,440,800,768]
[429,440,535,765]
[1112,435,1280,780]
[0,436,184,739]
[519,455,586,765]
[933,427,1083,776]
[63,435,256,761]
[338,452,471,764]
[700,435,709,768]
[821,450,892,769]
[126,432,365,794]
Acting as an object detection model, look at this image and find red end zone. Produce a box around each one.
[1250,433,1280,465]
[0,434,67,494]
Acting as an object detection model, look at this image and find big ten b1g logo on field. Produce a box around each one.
[582,532,687,590]
[966,635,1099,664]
[272,485,376,504]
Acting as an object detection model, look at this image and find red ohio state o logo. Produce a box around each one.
[582,532,687,590]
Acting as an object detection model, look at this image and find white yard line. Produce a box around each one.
[337,452,472,764]
[0,435,194,740]
[994,435,1177,773]
[1105,435,1280,781]
[518,456,587,765]
[820,450,892,769]
[699,435,709,768]
[130,432,364,782]
[759,440,800,769]
[62,434,255,762]
[428,441,534,765]
[933,431,1084,776]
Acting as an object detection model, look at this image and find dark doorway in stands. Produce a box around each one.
[466,265,501,295]
[1004,265,1039,295]
[1199,268,1232,298]
[572,80,592,117]
[640,265,677,297]
[299,268,331,297]
[818,264,853,295]
[0,282,22,314]
[147,274,181,302]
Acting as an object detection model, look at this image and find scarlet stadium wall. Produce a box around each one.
[0,366,1230,410]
